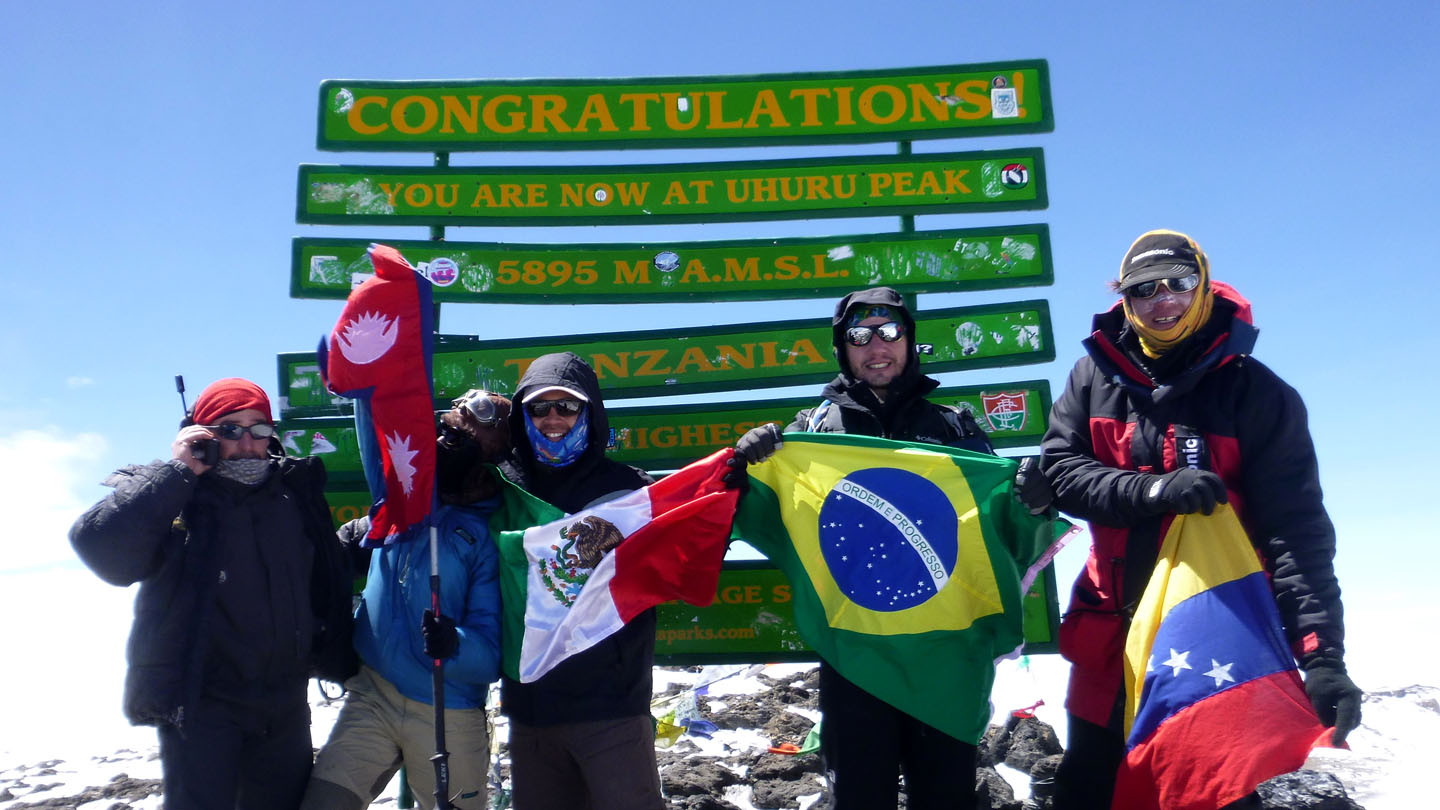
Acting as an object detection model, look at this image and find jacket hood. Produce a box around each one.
[830,286,922,392]
[508,351,610,474]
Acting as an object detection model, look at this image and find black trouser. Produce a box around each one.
[819,662,976,810]
[1053,713,1125,810]
[157,695,313,810]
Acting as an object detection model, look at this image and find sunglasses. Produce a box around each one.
[525,399,585,418]
[845,321,905,347]
[453,389,501,425]
[208,422,277,441]
[1125,273,1201,299]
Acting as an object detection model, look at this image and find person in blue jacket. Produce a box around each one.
[301,391,512,810]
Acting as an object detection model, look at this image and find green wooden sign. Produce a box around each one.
[279,301,1053,418]
[325,488,372,529]
[292,225,1052,303]
[296,149,1045,227]
[278,379,1051,480]
[317,61,1052,151]
[651,558,1059,664]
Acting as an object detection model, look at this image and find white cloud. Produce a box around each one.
[0,428,110,573]
[65,376,96,388]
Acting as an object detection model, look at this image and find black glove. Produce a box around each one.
[421,609,459,660]
[724,423,783,489]
[1013,457,1054,516]
[722,454,751,491]
[735,423,783,464]
[1142,469,1228,515]
[1304,661,1363,745]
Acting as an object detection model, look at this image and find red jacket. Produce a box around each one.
[1040,283,1344,727]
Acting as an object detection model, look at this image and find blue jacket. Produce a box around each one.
[352,499,502,709]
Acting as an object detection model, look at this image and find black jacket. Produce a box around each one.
[70,456,355,729]
[499,352,657,725]
[1039,285,1344,726]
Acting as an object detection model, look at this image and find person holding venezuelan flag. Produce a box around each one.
[1039,229,1362,809]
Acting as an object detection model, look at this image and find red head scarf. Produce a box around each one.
[192,378,273,426]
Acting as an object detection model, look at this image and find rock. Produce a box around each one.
[4,775,162,810]
[1026,754,1062,808]
[672,795,744,810]
[974,766,1018,809]
[660,760,741,798]
[1256,769,1363,809]
[760,711,814,745]
[980,714,1062,773]
[705,693,774,731]
[751,776,826,810]
[1002,718,1062,772]
[979,724,1007,767]
[749,752,821,781]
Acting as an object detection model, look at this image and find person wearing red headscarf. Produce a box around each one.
[71,377,356,810]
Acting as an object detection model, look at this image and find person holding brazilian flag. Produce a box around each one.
[726,287,1062,810]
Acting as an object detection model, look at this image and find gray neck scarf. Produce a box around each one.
[214,458,275,486]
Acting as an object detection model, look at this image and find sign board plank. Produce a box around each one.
[317,61,1052,151]
[280,301,1053,417]
[297,149,1045,227]
[650,558,1058,663]
[293,225,1052,303]
[278,379,1051,481]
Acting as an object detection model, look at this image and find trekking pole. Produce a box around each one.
[429,524,453,810]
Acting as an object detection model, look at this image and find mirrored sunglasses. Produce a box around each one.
[845,321,905,347]
[453,389,501,425]
[1125,273,1201,300]
[525,399,585,418]
[209,422,277,441]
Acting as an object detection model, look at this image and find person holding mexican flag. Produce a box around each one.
[727,286,1060,810]
[492,352,667,810]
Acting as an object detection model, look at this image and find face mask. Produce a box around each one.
[524,408,590,468]
[214,458,274,486]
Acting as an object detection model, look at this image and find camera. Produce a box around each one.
[191,438,220,467]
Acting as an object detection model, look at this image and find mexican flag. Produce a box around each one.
[491,449,739,683]
[733,432,1069,744]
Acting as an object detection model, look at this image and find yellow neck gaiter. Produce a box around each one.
[1123,265,1215,358]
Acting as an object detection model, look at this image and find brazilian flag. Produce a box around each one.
[734,432,1062,744]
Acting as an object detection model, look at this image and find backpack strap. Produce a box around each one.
[805,399,832,433]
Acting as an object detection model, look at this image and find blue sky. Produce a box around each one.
[2,1,1438,691]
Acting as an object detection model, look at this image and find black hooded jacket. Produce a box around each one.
[791,287,993,451]
[69,456,355,729]
[498,352,657,726]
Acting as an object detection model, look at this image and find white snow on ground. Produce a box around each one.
[1,566,1433,810]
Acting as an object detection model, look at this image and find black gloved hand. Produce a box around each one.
[1304,661,1363,745]
[722,453,751,492]
[1013,457,1054,516]
[724,423,783,489]
[421,609,459,660]
[1142,468,1228,515]
[735,423,783,464]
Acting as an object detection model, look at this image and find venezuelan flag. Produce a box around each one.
[734,432,1064,743]
[1114,505,1325,810]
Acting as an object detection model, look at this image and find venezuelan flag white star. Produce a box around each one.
[1161,648,1192,677]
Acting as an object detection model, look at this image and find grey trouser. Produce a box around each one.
[301,666,491,810]
[507,714,664,810]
